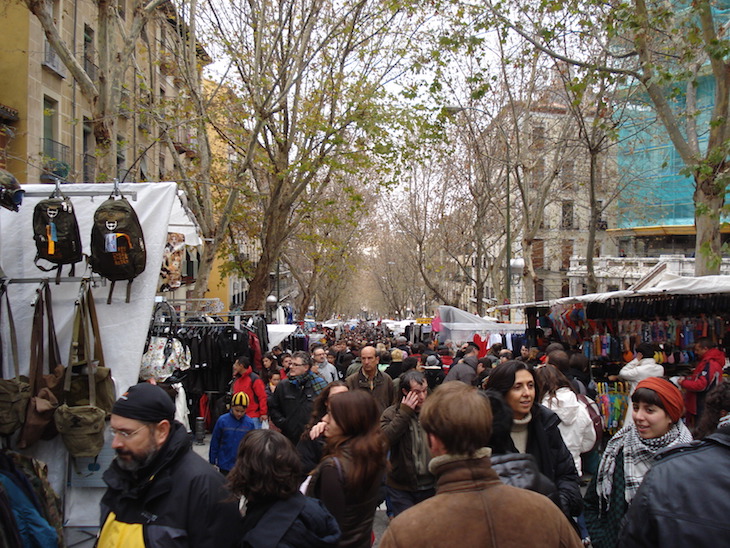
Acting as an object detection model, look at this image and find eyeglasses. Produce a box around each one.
[110,425,147,439]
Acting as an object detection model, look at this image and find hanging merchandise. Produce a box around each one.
[0,286,30,436]
[62,282,115,416]
[89,189,146,304]
[595,381,630,435]
[140,336,189,383]
[32,186,83,281]
[54,286,106,458]
[17,283,65,449]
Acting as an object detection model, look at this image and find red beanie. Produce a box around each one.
[636,377,684,423]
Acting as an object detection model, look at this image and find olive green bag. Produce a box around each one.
[62,284,114,416]
[54,284,106,458]
[0,287,30,436]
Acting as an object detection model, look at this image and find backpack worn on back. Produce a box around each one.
[33,194,83,280]
[89,194,146,303]
[577,393,603,453]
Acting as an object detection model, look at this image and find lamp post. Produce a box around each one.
[266,294,277,323]
[443,105,513,306]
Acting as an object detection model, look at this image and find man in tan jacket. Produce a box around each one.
[380,382,582,548]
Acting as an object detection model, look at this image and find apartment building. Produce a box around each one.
[0,0,203,186]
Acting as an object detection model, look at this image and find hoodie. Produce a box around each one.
[541,388,595,475]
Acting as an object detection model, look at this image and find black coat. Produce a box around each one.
[619,427,730,548]
[268,379,318,443]
[241,492,340,548]
[509,404,583,517]
[100,422,243,548]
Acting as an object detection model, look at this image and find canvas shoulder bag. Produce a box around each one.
[18,282,65,448]
[0,286,30,436]
[55,289,106,458]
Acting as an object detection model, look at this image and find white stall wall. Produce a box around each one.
[0,182,178,520]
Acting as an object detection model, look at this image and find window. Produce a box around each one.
[561,279,570,298]
[535,279,544,301]
[83,119,95,182]
[43,97,57,145]
[116,136,126,181]
[531,125,545,149]
[159,152,166,180]
[561,239,573,270]
[83,25,96,81]
[561,200,575,229]
[532,239,544,270]
[562,161,574,188]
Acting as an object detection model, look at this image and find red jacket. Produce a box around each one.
[680,347,725,415]
[232,367,268,418]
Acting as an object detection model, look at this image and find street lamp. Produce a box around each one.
[266,294,277,323]
[443,105,513,307]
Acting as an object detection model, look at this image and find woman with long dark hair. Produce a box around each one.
[297,381,348,478]
[485,360,582,520]
[693,381,730,439]
[306,391,387,548]
[536,365,595,476]
[228,429,340,547]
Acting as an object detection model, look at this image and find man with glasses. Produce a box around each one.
[98,383,242,547]
[268,351,327,443]
[311,344,339,383]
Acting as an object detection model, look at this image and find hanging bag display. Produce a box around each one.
[32,186,83,282]
[89,190,146,304]
[63,282,115,415]
[0,286,30,436]
[54,289,106,457]
[17,283,65,448]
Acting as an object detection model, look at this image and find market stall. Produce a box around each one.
[0,182,183,534]
[436,305,526,351]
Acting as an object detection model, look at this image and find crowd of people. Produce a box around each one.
[96,327,730,548]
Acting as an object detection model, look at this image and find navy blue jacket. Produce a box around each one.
[209,411,257,471]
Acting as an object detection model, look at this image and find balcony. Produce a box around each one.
[83,154,96,183]
[42,39,66,78]
[41,138,70,180]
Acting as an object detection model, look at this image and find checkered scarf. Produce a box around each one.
[290,370,327,396]
[597,420,692,508]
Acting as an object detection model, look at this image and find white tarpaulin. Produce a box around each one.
[0,182,179,525]
[437,305,524,344]
[553,273,730,305]
[267,324,297,350]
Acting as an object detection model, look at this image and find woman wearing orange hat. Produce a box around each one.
[584,377,692,548]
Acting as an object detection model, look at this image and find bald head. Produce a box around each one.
[361,345,379,378]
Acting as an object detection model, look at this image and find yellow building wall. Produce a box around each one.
[205,254,231,312]
[0,4,30,181]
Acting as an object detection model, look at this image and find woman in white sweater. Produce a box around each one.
[536,364,595,475]
[609,342,664,426]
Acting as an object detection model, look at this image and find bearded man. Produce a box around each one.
[98,383,242,548]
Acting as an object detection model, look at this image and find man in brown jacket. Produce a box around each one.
[345,345,394,413]
[380,382,582,548]
[381,370,435,517]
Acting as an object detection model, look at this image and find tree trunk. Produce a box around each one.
[522,238,536,303]
[585,150,599,293]
[694,174,724,275]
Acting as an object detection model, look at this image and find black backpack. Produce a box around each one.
[32,193,83,280]
[89,193,146,303]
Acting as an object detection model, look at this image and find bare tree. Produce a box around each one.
[485,0,730,275]
[201,0,427,310]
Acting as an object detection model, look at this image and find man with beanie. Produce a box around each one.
[99,383,242,548]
